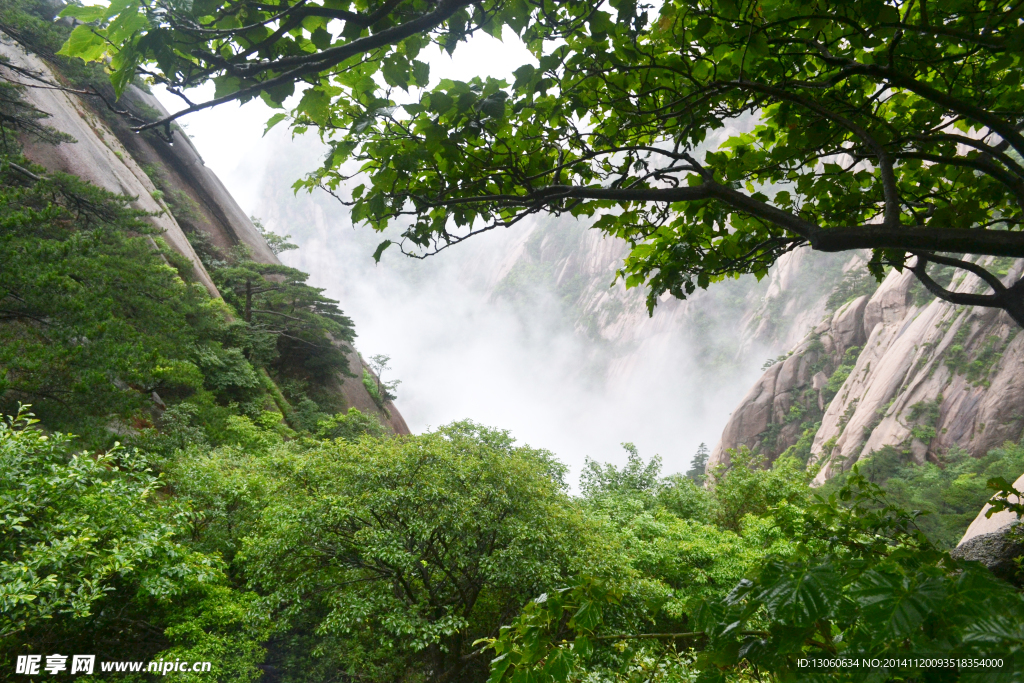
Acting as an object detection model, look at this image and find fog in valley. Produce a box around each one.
[153,35,784,482]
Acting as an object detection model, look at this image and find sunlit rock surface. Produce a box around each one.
[1,34,218,295]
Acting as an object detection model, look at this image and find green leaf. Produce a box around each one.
[692,17,714,39]
[588,11,613,34]
[310,27,332,50]
[58,5,107,22]
[510,668,537,683]
[753,562,839,627]
[746,31,769,60]
[352,115,375,134]
[109,59,138,97]
[478,92,508,118]
[262,81,296,107]
[105,5,150,43]
[56,25,108,62]
[264,113,288,136]
[297,88,332,125]
[260,90,285,110]
[372,240,392,262]
[571,600,601,631]
[213,76,242,99]
[961,615,1024,645]
[877,5,900,24]
[852,571,946,643]
[487,653,512,683]
[543,648,572,682]
[411,60,430,87]
[426,92,453,114]
[572,634,591,658]
[382,57,409,90]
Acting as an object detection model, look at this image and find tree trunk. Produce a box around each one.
[245,279,252,323]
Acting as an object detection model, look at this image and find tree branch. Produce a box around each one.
[811,225,1024,258]
[910,253,1024,327]
[842,62,1024,159]
[725,78,901,227]
[134,0,473,133]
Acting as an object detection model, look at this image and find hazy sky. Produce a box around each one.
[153,30,770,483]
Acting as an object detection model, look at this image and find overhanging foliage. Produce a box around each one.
[56,0,1024,323]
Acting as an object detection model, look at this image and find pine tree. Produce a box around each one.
[685,443,709,485]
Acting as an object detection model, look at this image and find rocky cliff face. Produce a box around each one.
[709,253,1024,482]
[1,33,218,295]
[1,33,408,433]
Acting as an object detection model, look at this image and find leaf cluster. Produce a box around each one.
[0,408,267,680]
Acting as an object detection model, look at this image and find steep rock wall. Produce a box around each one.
[0,34,218,296]
[106,87,281,263]
[708,287,869,469]
[1,35,408,433]
[809,259,1024,484]
[709,256,1024,482]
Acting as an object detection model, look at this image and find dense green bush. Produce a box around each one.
[162,421,603,683]
[485,466,1024,683]
[1,412,1021,683]
[823,442,1024,549]
[0,164,261,442]
[708,449,809,531]
[0,409,266,681]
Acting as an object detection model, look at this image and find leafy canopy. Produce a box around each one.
[60,0,1024,323]
[0,409,266,679]
[486,470,1024,683]
[178,420,600,683]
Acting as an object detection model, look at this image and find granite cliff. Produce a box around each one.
[0,28,408,432]
[953,471,1024,582]
[709,256,1024,483]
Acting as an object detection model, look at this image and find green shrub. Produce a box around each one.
[236,422,593,683]
[315,407,388,441]
[710,448,810,531]
[0,409,265,678]
[824,441,1024,548]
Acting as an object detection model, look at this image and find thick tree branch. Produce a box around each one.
[134,0,473,133]
[412,181,1024,258]
[917,252,1010,294]
[812,225,1024,257]
[911,252,1024,327]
